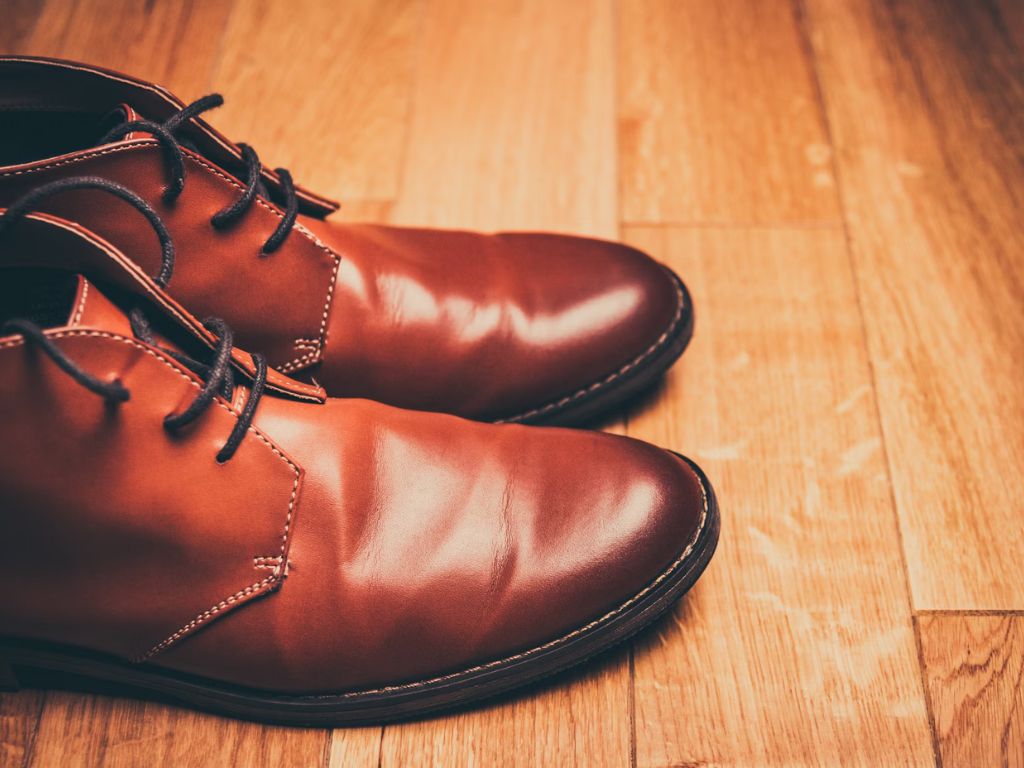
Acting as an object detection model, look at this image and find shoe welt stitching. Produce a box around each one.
[0,329,301,662]
[497,269,687,423]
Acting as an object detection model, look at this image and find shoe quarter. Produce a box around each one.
[0,142,342,374]
[0,331,302,662]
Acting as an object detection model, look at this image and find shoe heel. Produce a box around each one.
[0,654,20,692]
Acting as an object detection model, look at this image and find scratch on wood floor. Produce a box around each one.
[836,438,882,477]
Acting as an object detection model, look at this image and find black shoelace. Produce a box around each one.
[0,176,176,288]
[0,177,268,463]
[101,93,299,255]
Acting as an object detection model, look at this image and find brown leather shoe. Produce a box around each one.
[0,188,718,725]
[0,56,693,425]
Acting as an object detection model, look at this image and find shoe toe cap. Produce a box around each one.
[468,430,713,660]
[492,233,691,422]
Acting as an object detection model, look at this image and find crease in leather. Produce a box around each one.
[190,464,710,700]
[475,458,521,647]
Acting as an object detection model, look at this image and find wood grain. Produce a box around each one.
[804,0,1024,610]
[623,226,934,767]
[326,727,382,768]
[0,0,45,52]
[26,693,328,768]
[0,692,43,768]
[918,614,1024,768]
[9,0,233,95]
[391,0,617,236]
[381,653,631,767]
[212,0,420,204]
[618,0,840,225]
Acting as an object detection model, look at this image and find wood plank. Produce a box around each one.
[0,0,45,52]
[617,0,840,226]
[27,693,329,768]
[327,727,382,768]
[331,200,396,225]
[212,0,420,203]
[391,0,617,237]
[804,0,1024,610]
[382,653,631,767]
[623,226,934,767]
[918,614,1024,768]
[14,0,233,95]
[380,1,626,764]
[0,693,44,768]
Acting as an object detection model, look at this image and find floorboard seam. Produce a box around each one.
[794,0,940,764]
[912,615,945,767]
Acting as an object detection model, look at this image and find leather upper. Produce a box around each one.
[0,216,709,693]
[0,56,688,421]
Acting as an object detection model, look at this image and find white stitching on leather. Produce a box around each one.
[498,271,688,423]
[137,449,300,661]
[0,142,147,178]
[141,577,279,660]
[70,279,89,326]
[0,141,343,373]
[0,329,301,661]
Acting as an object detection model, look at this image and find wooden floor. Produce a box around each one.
[2,1,1022,765]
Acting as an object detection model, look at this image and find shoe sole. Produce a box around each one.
[501,269,695,427]
[0,454,719,727]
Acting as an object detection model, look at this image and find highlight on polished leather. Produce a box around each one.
[0,56,694,425]
[0,198,719,725]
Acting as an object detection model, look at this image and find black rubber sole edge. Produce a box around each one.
[0,453,719,727]
[503,271,695,427]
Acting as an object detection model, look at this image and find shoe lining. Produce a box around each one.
[0,110,115,166]
[0,268,79,329]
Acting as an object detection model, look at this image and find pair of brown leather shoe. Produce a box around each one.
[0,57,719,725]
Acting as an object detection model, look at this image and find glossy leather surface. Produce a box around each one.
[0,56,688,421]
[0,219,708,693]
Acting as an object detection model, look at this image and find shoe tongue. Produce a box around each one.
[67,276,134,336]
